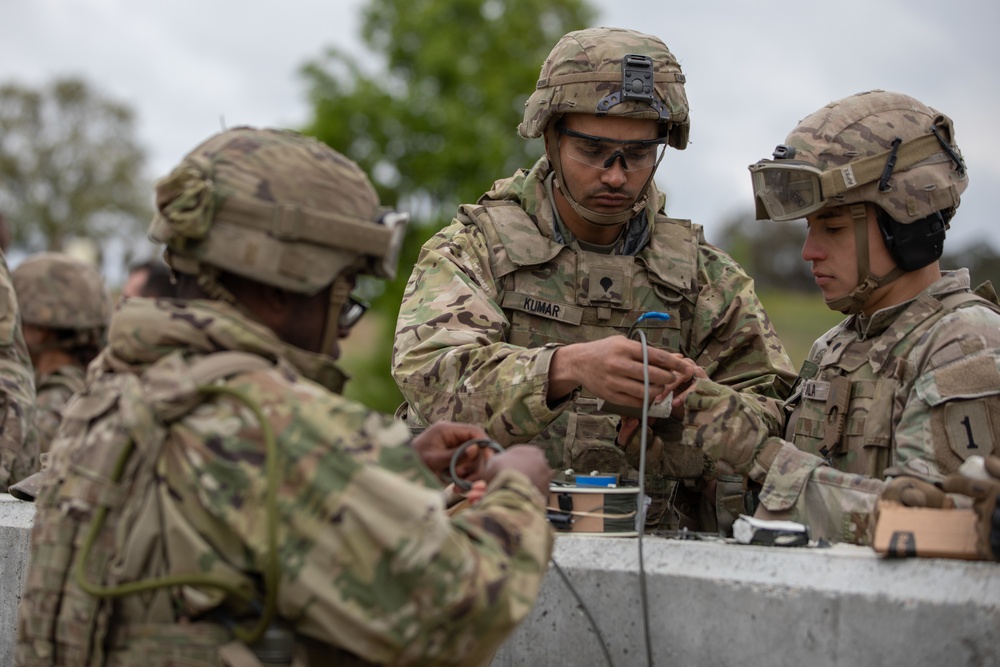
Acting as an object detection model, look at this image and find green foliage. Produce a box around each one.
[0,77,150,253]
[715,210,814,292]
[942,241,1000,292]
[300,0,595,413]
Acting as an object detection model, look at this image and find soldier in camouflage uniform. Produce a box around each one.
[392,27,796,532]
[16,128,554,666]
[10,252,110,453]
[680,90,1000,544]
[0,221,38,490]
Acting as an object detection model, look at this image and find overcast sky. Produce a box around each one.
[3,0,998,276]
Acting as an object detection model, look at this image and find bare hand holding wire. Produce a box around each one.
[411,422,494,483]
[548,335,698,407]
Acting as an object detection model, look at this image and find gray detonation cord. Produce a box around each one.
[547,314,669,667]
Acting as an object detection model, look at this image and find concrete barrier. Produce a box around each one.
[492,534,999,667]
[0,497,996,666]
[0,495,33,667]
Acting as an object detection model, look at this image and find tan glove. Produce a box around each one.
[943,456,1000,561]
[618,419,710,479]
[681,379,778,479]
[879,476,949,509]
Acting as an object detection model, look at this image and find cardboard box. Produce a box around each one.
[872,500,981,560]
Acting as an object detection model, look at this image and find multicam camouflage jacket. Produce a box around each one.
[394,156,795,483]
[755,269,1000,544]
[17,297,553,667]
[0,253,37,490]
[34,364,86,454]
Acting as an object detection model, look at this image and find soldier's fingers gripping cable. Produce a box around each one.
[448,438,504,491]
[410,421,493,481]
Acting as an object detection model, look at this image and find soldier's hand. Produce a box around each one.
[681,378,771,475]
[879,476,949,508]
[617,416,708,479]
[483,445,552,498]
[549,336,698,408]
[942,456,1000,561]
[411,422,492,482]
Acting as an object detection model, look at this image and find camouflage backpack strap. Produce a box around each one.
[37,367,87,395]
[188,351,272,390]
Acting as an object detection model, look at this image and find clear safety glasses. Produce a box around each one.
[338,294,369,330]
[748,160,828,222]
[557,124,666,171]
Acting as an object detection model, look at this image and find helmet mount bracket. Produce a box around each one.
[596,54,670,121]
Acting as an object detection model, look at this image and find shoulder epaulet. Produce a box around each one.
[973,280,1000,307]
[938,284,1000,315]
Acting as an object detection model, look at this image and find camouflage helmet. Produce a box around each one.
[752,90,967,224]
[519,27,690,150]
[750,91,968,315]
[12,252,110,330]
[149,127,407,296]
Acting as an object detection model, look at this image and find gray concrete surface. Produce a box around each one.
[0,498,995,666]
[0,495,33,667]
[492,534,999,667]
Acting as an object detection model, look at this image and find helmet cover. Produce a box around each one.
[12,252,110,330]
[519,27,690,150]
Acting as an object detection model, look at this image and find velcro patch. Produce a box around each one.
[933,355,1000,400]
[945,400,994,459]
[801,379,830,402]
[588,267,627,305]
[502,291,583,325]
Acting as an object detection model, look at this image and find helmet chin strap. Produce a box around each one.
[824,204,905,315]
[548,136,662,228]
[319,275,352,359]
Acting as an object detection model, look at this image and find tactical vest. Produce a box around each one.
[785,287,1000,479]
[34,367,88,452]
[17,351,374,667]
[460,200,702,490]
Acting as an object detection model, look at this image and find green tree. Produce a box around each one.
[301,0,595,412]
[715,210,814,292]
[943,241,1000,293]
[0,77,150,254]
